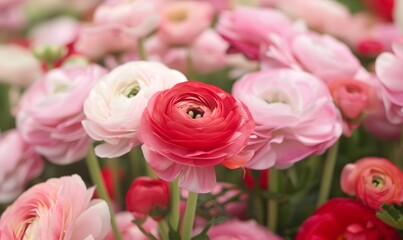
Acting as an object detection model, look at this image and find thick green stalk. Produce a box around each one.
[159,220,170,240]
[316,141,340,208]
[181,191,199,240]
[267,168,279,232]
[169,178,180,231]
[108,158,123,208]
[138,38,147,60]
[86,145,123,240]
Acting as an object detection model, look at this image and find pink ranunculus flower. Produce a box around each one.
[29,16,80,48]
[82,61,187,158]
[341,157,403,210]
[140,81,255,193]
[94,0,163,39]
[0,44,42,86]
[275,0,352,37]
[0,129,44,203]
[16,65,107,164]
[158,1,214,45]
[364,107,402,141]
[189,29,229,74]
[216,6,295,60]
[207,220,282,240]
[328,78,378,136]
[375,39,403,124]
[74,24,138,61]
[262,32,361,83]
[105,212,158,240]
[0,174,111,239]
[232,69,342,169]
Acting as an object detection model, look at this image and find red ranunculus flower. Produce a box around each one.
[140,81,255,193]
[296,198,399,240]
[125,177,170,221]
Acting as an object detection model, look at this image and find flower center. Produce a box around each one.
[187,108,204,119]
[372,175,385,189]
[264,90,291,105]
[123,85,140,98]
[167,8,188,22]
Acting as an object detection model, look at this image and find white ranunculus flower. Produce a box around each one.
[82,61,187,158]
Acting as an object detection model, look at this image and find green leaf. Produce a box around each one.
[376,204,403,230]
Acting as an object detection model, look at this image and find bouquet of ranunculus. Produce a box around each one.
[1,0,403,239]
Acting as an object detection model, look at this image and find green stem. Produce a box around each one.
[254,195,264,225]
[169,178,180,231]
[186,50,196,80]
[316,141,340,208]
[86,145,123,240]
[107,158,123,208]
[267,168,279,232]
[138,38,147,61]
[129,147,143,179]
[393,127,403,169]
[181,191,198,240]
[159,220,170,240]
[0,83,13,131]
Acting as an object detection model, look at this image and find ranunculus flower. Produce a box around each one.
[140,81,255,193]
[0,174,111,239]
[17,64,107,164]
[0,44,42,86]
[126,177,170,220]
[105,212,159,240]
[232,69,342,169]
[262,32,361,83]
[82,61,187,158]
[275,0,352,37]
[341,157,403,210]
[216,6,295,60]
[94,0,162,38]
[0,129,44,203]
[208,220,282,240]
[29,16,80,48]
[375,39,403,124]
[364,107,402,141]
[328,78,378,136]
[189,30,229,74]
[296,198,399,239]
[158,1,214,45]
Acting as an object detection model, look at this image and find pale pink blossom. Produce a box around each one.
[232,69,342,169]
[275,0,352,37]
[145,36,188,73]
[17,65,107,164]
[0,4,26,31]
[0,44,42,86]
[158,1,214,45]
[74,24,138,60]
[105,213,158,240]
[202,0,232,12]
[94,0,162,38]
[208,220,282,240]
[262,32,361,83]
[375,39,403,124]
[0,129,44,203]
[82,61,187,158]
[0,174,110,239]
[29,16,80,48]
[189,30,229,74]
[216,6,296,60]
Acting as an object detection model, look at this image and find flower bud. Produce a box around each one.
[125,177,170,221]
[32,44,67,65]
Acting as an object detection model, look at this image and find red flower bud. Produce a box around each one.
[125,177,170,221]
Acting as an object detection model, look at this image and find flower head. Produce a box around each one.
[140,81,255,193]
[341,157,403,209]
